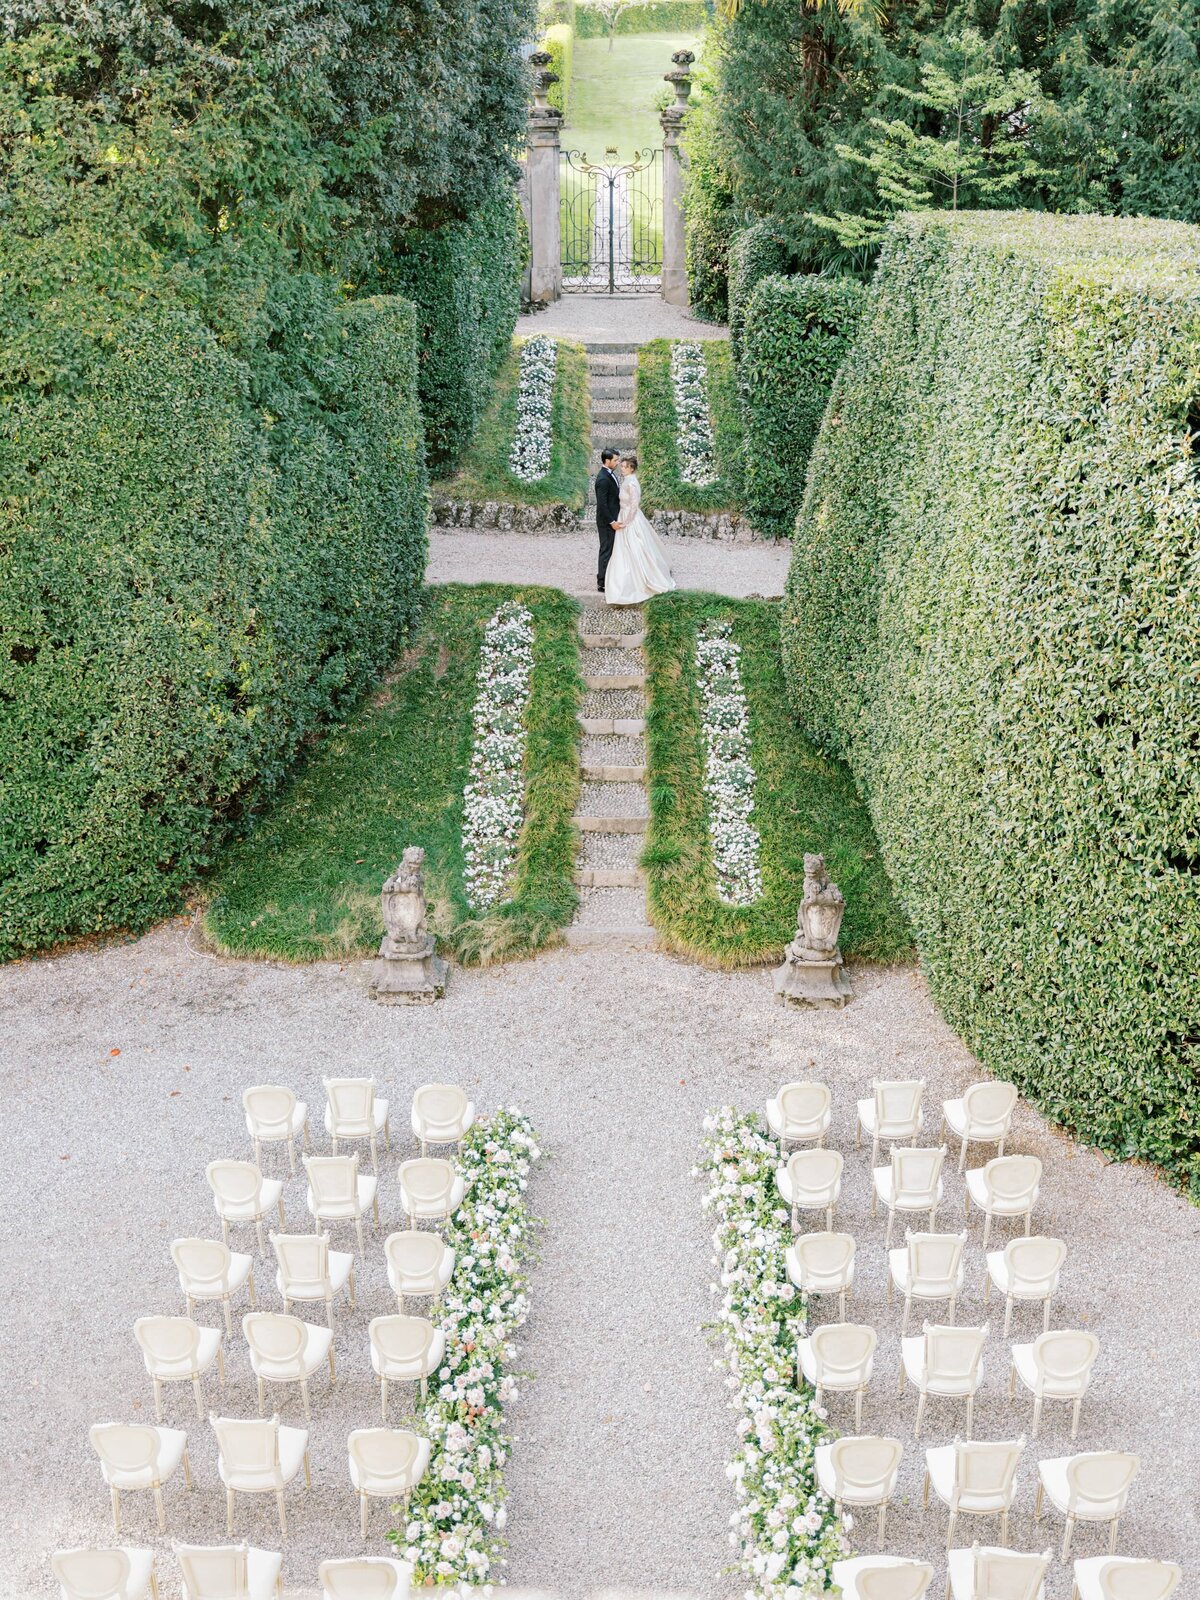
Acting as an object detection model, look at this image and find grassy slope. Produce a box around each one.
[638,339,743,513]
[643,592,911,967]
[205,584,582,965]
[434,338,590,511]
[563,33,703,159]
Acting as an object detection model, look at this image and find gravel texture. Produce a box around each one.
[577,782,649,819]
[572,887,649,927]
[580,647,643,675]
[3,927,1199,1599]
[579,832,644,870]
[517,294,729,345]
[428,529,791,597]
[582,735,646,768]
[580,605,644,635]
[581,688,645,720]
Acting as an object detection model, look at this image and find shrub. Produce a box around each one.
[727,220,794,359]
[740,274,865,539]
[0,295,428,960]
[637,339,743,512]
[576,1,707,37]
[541,22,575,117]
[783,211,1200,1191]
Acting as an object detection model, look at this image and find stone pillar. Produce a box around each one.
[523,52,563,307]
[659,50,695,307]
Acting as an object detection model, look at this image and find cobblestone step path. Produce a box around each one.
[567,596,655,949]
[584,342,638,510]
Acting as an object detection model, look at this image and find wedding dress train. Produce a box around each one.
[604,473,676,605]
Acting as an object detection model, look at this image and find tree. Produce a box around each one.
[579,0,635,50]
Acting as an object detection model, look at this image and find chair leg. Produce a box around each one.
[283,1298,291,1315]
[982,1213,992,1251]
[839,1289,847,1319]
[965,1393,974,1440]
[1001,1509,1010,1544]
[915,1390,925,1438]
[349,1268,357,1310]
[222,1297,232,1337]
[153,1379,163,1422]
[254,1137,262,1167]
[887,1277,894,1307]
[1072,1396,1082,1439]
[945,1509,956,1553]
[1043,1297,1051,1333]
[1034,1481,1044,1521]
[369,1133,378,1173]
[361,1489,369,1539]
[902,1293,912,1337]
[226,1488,235,1536]
[827,1204,835,1230]
[328,1345,337,1385]
[885,1210,894,1248]
[898,1364,906,1395]
[384,1113,392,1151]
[964,1190,971,1219]
[247,1267,257,1309]
[256,1219,266,1255]
[110,1486,121,1534]
[878,1501,886,1544]
[1008,1361,1016,1401]
[1025,1211,1032,1237]
[303,1120,311,1151]
[421,1137,428,1158]
[154,1486,166,1534]
[287,1136,296,1178]
[870,1186,878,1218]
[373,1190,381,1229]
[192,1375,204,1418]
[420,1374,429,1402]
[301,1377,311,1420]
[218,1346,225,1386]
[1033,1395,1043,1438]
[150,1571,160,1600]
[381,1377,388,1421]
[355,1217,365,1256]
[277,1490,287,1537]
[1062,1515,1074,1562]
[327,1296,334,1331]
[958,1138,967,1174]
[222,1218,230,1246]
[949,1293,957,1326]
[257,1375,265,1416]
[855,1120,861,1151]
[1005,1295,1014,1337]
[922,1471,930,1508]
[182,1449,193,1489]
[303,1449,312,1489]
[871,1136,880,1169]
[278,1195,286,1227]
[855,1386,864,1431]
[1109,1517,1119,1555]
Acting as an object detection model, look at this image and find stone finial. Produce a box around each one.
[370,846,447,1004]
[529,50,562,117]
[774,853,854,1008]
[661,49,696,134]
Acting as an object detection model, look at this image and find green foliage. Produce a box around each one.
[783,212,1200,1190]
[206,586,582,965]
[681,85,738,320]
[436,339,591,510]
[643,592,910,967]
[377,185,525,471]
[576,1,707,38]
[740,275,865,540]
[542,23,575,117]
[637,340,743,512]
[1,296,428,960]
[727,221,795,359]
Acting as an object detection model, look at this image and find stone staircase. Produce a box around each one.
[566,595,655,949]
[584,341,638,508]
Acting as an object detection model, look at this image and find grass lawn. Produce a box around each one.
[205,584,582,966]
[434,337,590,510]
[563,33,703,161]
[642,592,912,967]
[638,339,743,513]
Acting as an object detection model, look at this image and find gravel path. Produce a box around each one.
[2,926,1198,1598]
[517,294,729,346]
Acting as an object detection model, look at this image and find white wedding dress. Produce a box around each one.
[604,473,676,605]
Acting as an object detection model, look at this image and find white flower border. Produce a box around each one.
[696,621,763,905]
[462,602,535,911]
[671,340,718,486]
[398,1108,541,1584]
[699,1107,847,1599]
[509,335,558,483]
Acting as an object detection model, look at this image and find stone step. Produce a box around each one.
[577,598,645,624]
[584,673,645,691]
[582,763,646,783]
[581,644,642,674]
[579,830,642,871]
[578,715,646,736]
[577,815,648,833]
[581,688,645,719]
[580,631,646,649]
[585,341,641,355]
[574,867,645,889]
[592,404,635,423]
[590,375,635,394]
[587,358,638,377]
[563,924,657,949]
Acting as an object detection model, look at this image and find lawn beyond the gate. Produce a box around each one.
[562,33,703,160]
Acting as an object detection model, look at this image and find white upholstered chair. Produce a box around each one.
[899,1323,987,1439]
[174,1542,283,1600]
[89,1424,192,1535]
[206,1161,285,1256]
[832,1559,935,1600]
[171,1238,257,1336]
[1009,1330,1099,1438]
[243,1086,309,1176]
[304,1153,379,1256]
[873,1147,947,1247]
[347,1428,431,1537]
[368,1315,446,1420]
[211,1414,310,1537]
[985,1237,1066,1336]
[888,1231,968,1335]
[1071,1560,1182,1600]
[398,1158,465,1227]
[965,1156,1041,1250]
[924,1437,1026,1551]
[318,1558,413,1599]
[797,1322,877,1430]
[1035,1451,1140,1561]
[410,1084,475,1156]
[133,1316,225,1421]
[857,1080,926,1167]
[946,1544,1050,1600]
[785,1231,856,1319]
[271,1231,356,1327]
[384,1230,455,1313]
[775,1148,844,1231]
[242,1312,335,1420]
[941,1082,1019,1171]
[814,1436,904,1544]
[50,1548,158,1600]
[324,1077,390,1171]
[765,1082,833,1149]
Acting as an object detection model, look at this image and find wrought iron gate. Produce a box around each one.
[560,147,662,293]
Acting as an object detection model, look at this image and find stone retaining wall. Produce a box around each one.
[432,495,772,543]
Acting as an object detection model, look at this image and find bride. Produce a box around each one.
[604,454,676,606]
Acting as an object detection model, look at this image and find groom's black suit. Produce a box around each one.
[594,464,621,590]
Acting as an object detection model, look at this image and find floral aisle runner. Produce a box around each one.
[696,622,764,905]
[393,1109,541,1583]
[509,336,558,483]
[671,341,718,486]
[462,603,535,910]
[700,1107,846,1598]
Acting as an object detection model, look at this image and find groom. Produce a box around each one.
[594,448,621,592]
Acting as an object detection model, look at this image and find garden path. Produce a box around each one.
[517,292,729,346]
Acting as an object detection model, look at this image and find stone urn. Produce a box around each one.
[774,853,853,1009]
[370,846,447,1004]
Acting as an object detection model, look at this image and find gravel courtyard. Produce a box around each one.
[2,924,1197,1598]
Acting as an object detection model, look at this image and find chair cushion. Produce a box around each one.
[927,1445,1014,1512]
[246,1546,285,1600]
[833,1557,914,1600]
[1071,1558,1148,1600]
[371,1327,446,1380]
[251,1323,331,1379]
[215,1176,281,1221]
[903,1338,980,1395]
[402,1175,465,1217]
[325,1098,388,1137]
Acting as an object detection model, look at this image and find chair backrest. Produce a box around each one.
[89,1423,162,1479]
[50,1548,134,1599]
[412,1083,468,1128]
[369,1314,435,1364]
[971,1544,1050,1600]
[962,1080,1019,1133]
[134,1315,203,1368]
[857,1563,935,1600]
[174,1542,250,1599]
[922,1323,987,1385]
[953,1437,1025,1501]
[305,1153,361,1207]
[318,1559,405,1599]
[830,1435,903,1497]
[1003,1235,1066,1294]
[207,1160,264,1209]
[874,1079,925,1133]
[385,1230,446,1279]
[400,1157,456,1207]
[324,1077,376,1131]
[243,1312,307,1365]
[794,1231,855,1282]
[778,1081,831,1128]
[787,1147,843,1200]
[1031,1330,1099,1388]
[211,1414,282,1480]
[810,1323,876,1384]
[984,1155,1042,1204]
[891,1145,945,1202]
[906,1230,967,1289]
[172,1237,234,1293]
[242,1085,296,1138]
[1098,1562,1183,1600]
[1065,1451,1139,1511]
[271,1231,330,1289]
[348,1427,423,1487]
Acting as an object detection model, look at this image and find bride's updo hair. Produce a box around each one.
[622,453,638,469]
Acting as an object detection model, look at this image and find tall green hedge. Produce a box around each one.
[783,211,1200,1191]
[727,220,793,359]
[576,1,706,36]
[0,295,428,961]
[741,275,864,540]
[378,184,524,471]
[541,23,575,117]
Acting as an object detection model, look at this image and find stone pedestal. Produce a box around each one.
[659,51,695,308]
[368,847,447,1005]
[523,54,563,307]
[774,853,854,1010]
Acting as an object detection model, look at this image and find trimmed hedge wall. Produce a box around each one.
[576,1,706,36]
[379,184,524,472]
[541,23,574,117]
[0,295,428,960]
[783,212,1200,1191]
[741,274,865,540]
[727,220,793,360]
